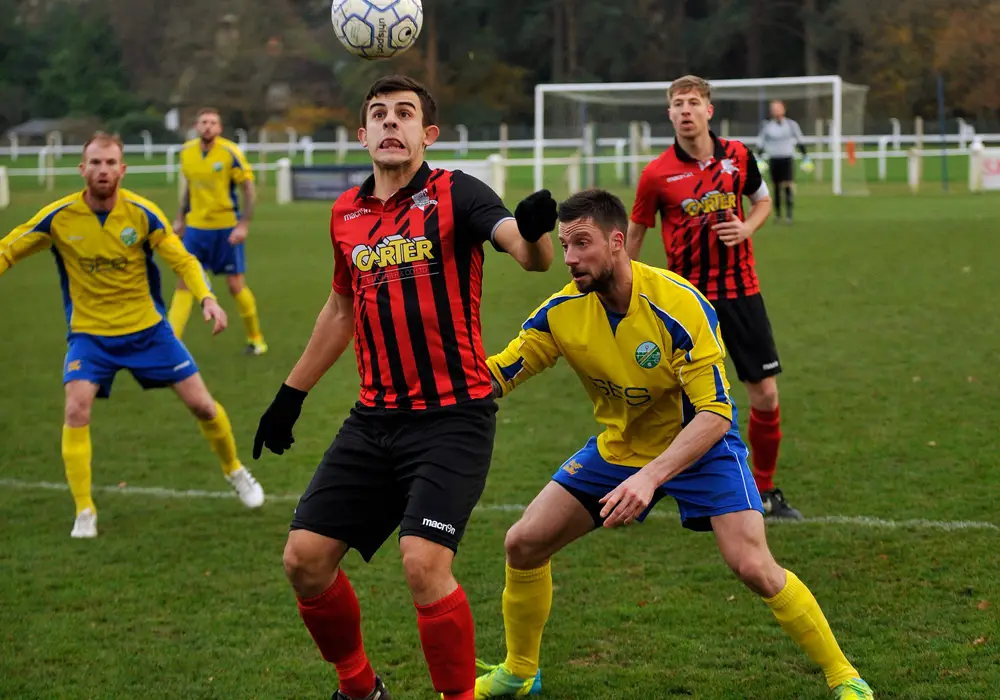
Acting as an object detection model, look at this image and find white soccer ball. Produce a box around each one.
[331,0,423,60]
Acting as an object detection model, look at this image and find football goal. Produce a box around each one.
[532,75,870,196]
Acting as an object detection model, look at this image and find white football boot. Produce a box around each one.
[70,508,98,538]
[226,465,265,508]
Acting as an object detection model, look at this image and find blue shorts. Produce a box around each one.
[183,226,245,275]
[63,321,199,399]
[552,432,764,532]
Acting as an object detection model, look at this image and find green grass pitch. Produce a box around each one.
[0,173,998,699]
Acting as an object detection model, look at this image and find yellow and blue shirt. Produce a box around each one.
[488,261,735,468]
[180,136,254,230]
[0,189,214,337]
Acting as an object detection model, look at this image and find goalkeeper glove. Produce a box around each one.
[514,189,558,243]
[253,383,308,459]
[799,156,815,174]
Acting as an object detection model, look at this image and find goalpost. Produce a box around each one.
[533,75,870,196]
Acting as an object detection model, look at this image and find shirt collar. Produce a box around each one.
[356,161,432,201]
[673,131,726,164]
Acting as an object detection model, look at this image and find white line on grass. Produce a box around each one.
[1,478,997,532]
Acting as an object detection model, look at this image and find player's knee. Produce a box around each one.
[504,522,548,570]
[400,540,454,600]
[64,397,92,427]
[226,275,244,296]
[728,552,783,597]
[189,397,217,421]
[748,380,779,412]
[283,537,335,598]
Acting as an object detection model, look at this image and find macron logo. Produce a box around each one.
[422,518,456,535]
[344,208,371,222]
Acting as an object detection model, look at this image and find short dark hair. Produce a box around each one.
[557,189,628,240]
[360,74,437,127]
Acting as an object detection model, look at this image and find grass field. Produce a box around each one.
[1,179,998,700]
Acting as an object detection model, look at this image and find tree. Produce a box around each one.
[934,0,1000,115]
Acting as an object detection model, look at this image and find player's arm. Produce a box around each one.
[649,296,735,482]
[626,165,659,260]
[742,151,772,232]
[755,121,768,158]
[0,208,56,276]
[452,172,553,271]
[174,180,190,235]
[285,289,354,392]
[486,299,564,398]
[599,294,733,525]
[792,120,808,157]
[230,146,256,227]
[713,151,771,246]
[253,237,354,459]
[148,223,215,304]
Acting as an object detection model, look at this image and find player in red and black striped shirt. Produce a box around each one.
[252,75,556,700]
[627,74,802,521]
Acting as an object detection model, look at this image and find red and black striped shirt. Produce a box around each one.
[331,162,513,410]
[631,132,765,301]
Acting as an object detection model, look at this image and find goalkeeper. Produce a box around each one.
[475,189,873,700]
[757,99,811,224]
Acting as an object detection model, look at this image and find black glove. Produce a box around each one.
[253,383,308,459]
[514,189,558,243]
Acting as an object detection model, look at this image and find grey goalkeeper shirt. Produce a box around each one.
[757,118,806,158]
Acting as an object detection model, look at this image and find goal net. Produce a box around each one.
[532,76,870,196]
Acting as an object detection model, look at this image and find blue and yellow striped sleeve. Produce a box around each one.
[226,143,254,184]
[643,277,734,422]
[129,193,215,303]
[0,200,67,275]
[487,292,574,397]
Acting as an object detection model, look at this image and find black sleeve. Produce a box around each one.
[451,170,514,251]
[797,142,809,157]
[744,149,763,195]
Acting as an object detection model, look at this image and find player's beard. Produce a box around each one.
[87,174,120,200]
[573,262,615,294]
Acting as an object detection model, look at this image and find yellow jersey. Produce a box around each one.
[488,261,735,467]
[0,189,214,337]
[179,136,254,230]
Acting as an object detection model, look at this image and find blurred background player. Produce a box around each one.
[757,99,812,224]
[0,133,264,538]
[252,75,555,700]
[478,189,873,700]
[627,75,802,520]
[168,107,267,355]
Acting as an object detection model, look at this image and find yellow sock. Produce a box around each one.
[763,570,859,688]
[233,287,263,344]
[168,289,194,339]
[62,425,95,515]
[197,402,241,476]
[502,562,553,679]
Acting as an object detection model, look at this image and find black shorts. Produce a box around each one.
[712,293,782,384]
[290,398,498,562]
[768,157,794,185]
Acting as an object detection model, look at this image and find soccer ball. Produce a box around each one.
[331,0,423,60]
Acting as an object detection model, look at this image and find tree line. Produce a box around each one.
[1,0,997,138]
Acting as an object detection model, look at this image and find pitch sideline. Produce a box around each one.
[0,477,996,532]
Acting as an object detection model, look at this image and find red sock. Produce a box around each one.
[748,405,782,493]
[415,585,476,700]
[297,570,377,700]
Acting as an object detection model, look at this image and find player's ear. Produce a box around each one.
[357,126,368,147]
[423,124,440,147]
[707,102,715,120]
[610,229,625,251]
